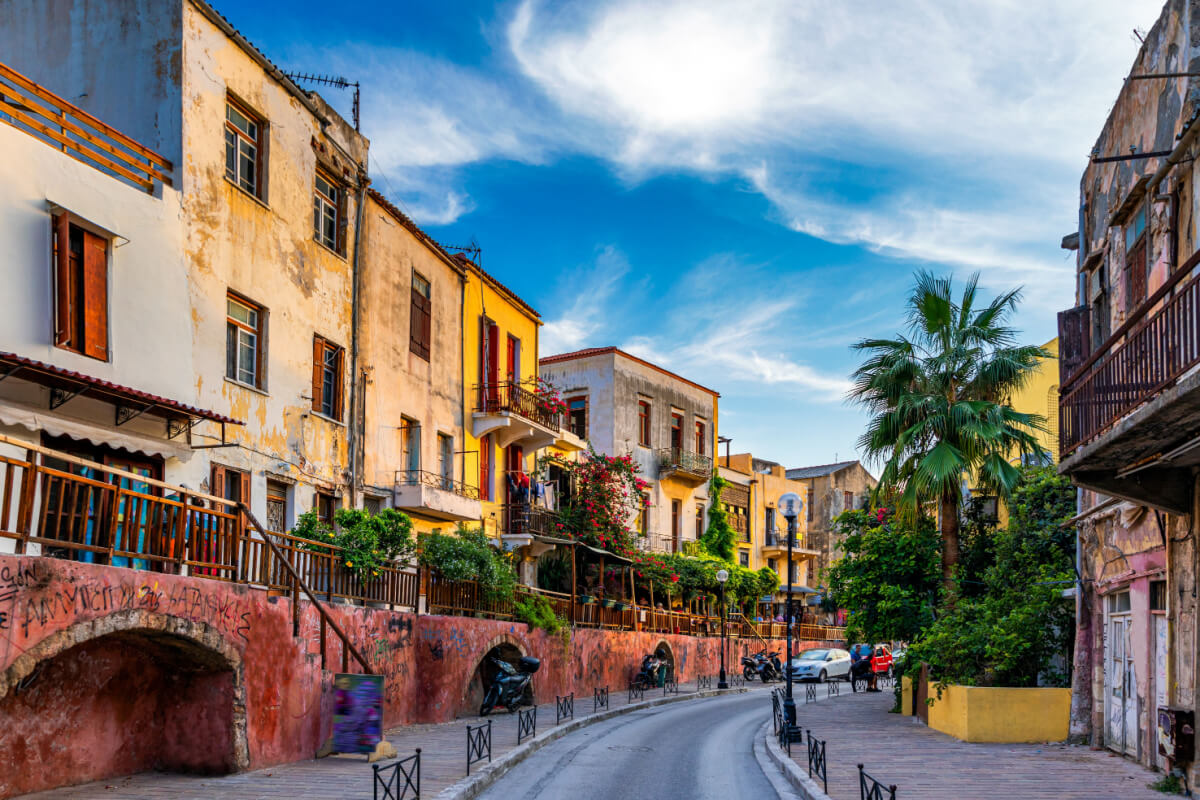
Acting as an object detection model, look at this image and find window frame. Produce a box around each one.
[225,95,266,199]
[225,292,265,389]
[314,490,337,525]
[638,400,652,447]
[806,488,814,522]
[695,419,706,455]
[567,395,588,439]
[311,335,346,421]
[410,270,432,360]
[313,170,346,255]
[52,212,109,361]
[401,417,420,473]
[670,412,683,450]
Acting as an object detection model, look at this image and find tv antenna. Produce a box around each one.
[282,71,360,131]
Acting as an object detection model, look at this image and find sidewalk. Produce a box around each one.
[23,678,763,799]
[783,687,1167,799]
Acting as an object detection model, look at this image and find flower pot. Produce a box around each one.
[602,598,616,608]
[580,595,595,604]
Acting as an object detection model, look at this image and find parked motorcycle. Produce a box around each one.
[479,656,540,716]
[742,650,782,682]
[633,653,666,689]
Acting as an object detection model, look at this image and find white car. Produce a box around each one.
[787,648,852,683]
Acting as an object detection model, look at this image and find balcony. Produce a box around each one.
[1058,253,1200,512]
[393,470,481,522]
[472,382,564,450]
[656,447,712,485]
[761,532,818,560]
[498,503,564,554]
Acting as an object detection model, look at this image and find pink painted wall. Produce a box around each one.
[0,555,817,797]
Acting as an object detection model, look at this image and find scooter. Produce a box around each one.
[633,653,665,689]
[742,650,782,682]
[479,656,540,716]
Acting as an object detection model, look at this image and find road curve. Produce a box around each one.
[476,689,782,800]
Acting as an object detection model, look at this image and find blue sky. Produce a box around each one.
[229,0,1161,469]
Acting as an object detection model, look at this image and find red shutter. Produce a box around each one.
[312,336,324,412]
[487,323,499,384]
[82,230,108,360]
[479,435,491,501]
[54,213,71,346]
[1057,306,1091,382]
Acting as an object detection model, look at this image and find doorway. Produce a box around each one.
[1104,591,1136,758]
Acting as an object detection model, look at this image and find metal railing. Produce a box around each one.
[827,681,840,697]
[0,60,173,193]
[858,764,897,800]
[394,469,479,500]
[628,682,645,703]
[697,674,713,690]
[764,532,803,548]
[500,503,557,537]
[474,381,565,431]
[466,720,491,775]
[656,447,713,478]
[373,749,420,800]
[805,683,817,703]
[807,731,828,793]
[593,685,609,713]
[517,706,536,744]
[556,693,574,724]
[663,678,679,696]
[1059,249,1200,456]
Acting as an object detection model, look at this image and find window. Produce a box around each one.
[266,480,288,533]
[638,400,652,447]
[315,490,337,524]
[1106,591,1131,613]
[767,557,777,574]
[52,213,108,361]
[506,335,521,383]
[211,464,250,507]
[311,335,345,420]
[401,417,420,472]
[410,271,432,360]
[479,434,493,501]
[313,172,345,253]
[739,551,749,568]
[670,499,681,551]
[695,506,705,539]
[670,412,683,450]
[789,562,798,584]
[1124,204,1148,310]
[1151,580,1167,612]
[844,490,853,512]
[765,507,776,540]
[638,493,649,537]
[364,496,382,515]
[806,489,814,522]
[438,434,453,485]
[695,420,706,455]
[225,97,264,198]
[567,396,588,439]
[226,294,264,388]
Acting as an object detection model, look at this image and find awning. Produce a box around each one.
[779,584,817,594]
[0,398,193,461]
[575,542,633,564]
[0,351,242,433]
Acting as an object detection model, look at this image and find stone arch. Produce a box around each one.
[460,633,527,715]
[0,609,250,787]
[653,639,676,682]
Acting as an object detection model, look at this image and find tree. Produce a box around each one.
[849,271,1048,590]
[824,508,942,645]
[699,474,736,561]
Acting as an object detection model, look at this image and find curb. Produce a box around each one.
[431,687,749,800]
[761,718,834,800]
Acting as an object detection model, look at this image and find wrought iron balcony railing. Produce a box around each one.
[501,503,558,537]
[656,447,712,478]
[764,532,802,548]
[1059,248,1200,457]
[474,381,565,431]
[394,469,479,500]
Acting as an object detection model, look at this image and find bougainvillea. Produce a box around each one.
[531,376,568,418]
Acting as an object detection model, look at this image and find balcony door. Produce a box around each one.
[480,317,499,407]
[670,413,683,450]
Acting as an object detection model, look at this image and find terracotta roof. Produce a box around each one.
[0,352,242,425]
[453,253,542,321]
[366,188,466,276]
[785,461,860,480]
[539,347,719,397]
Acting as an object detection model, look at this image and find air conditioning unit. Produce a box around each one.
[1158,707,1195,763]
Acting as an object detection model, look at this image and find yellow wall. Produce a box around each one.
[721,454,814,582]
[925,684,1071,743]
[461,264,542,536]
[1010,337,1060,462]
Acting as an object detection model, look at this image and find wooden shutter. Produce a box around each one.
[479,435,491,501]
[1057,306,1091,382]
[82,230,108,360]
[211,464,225,499]
[1127,237,1148,310]
[420,295,431,358]
[312,336,324,413]
[333,347,345,420]
[410,289,431,359]
[239,469,251,508]
[54,213,72,346]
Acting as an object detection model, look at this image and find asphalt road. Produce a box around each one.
[476,689,791,800]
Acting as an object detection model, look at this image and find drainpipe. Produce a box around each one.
[347,174,368,506]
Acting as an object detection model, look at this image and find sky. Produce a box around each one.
[228,0,1162,470]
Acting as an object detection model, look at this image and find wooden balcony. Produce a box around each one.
[471,381,564,449]
[0,60,172,193]
[656,447,712,485]
[1058,250,1200,511]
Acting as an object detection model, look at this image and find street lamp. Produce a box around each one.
[716,568,729,689]
[778,491,803,731]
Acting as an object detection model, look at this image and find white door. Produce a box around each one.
[1106,611,1137,757]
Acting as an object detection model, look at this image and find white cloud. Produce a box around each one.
[540,246,632,354]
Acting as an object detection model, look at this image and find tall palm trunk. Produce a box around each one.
[939,490,959,594]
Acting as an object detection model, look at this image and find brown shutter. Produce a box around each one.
[211,464,225,499]
[337,187,348,255]
[311,336,324,412]
[420,295,432,358]
[239,470,251,507]
[409,288,423,355]
[54,213,71,346]
[82,230,108,360]
[1057,306,1091,382]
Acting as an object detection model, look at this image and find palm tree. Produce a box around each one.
[849,271,1048,591]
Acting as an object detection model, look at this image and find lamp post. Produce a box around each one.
[716,568,729,689]
[778,492,803,730]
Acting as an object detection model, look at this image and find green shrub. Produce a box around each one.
[418,525,516,605]
[294,506,414,582]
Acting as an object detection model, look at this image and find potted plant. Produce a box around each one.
[579,594,595,604]
[602,597,616,608]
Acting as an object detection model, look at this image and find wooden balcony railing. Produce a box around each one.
[0,436,417,611]
[1060,250,1200,456]
[656,447,712,478]
[474,381,564,431]
[0,60,172,193]
[395,469,480,500]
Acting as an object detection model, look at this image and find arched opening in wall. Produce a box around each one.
[464,640,530,716]
[0,620,245,798]
[653,640,675,683]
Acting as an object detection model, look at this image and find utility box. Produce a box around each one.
[1158,707,1195,763]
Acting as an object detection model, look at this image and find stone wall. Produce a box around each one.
[0,554,810,797]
